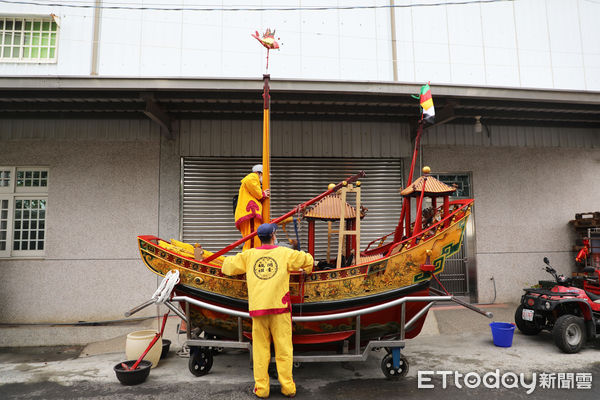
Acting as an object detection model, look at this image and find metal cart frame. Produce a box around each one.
[127,286,492,379]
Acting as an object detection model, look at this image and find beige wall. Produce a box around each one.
[0,133,161,323]
[423,146,600,303]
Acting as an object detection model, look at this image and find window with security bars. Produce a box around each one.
[0,167,48,257]
[0,16,58,63]
[430,173,471,199]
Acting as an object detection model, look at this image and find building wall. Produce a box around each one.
[0,117,598,323]
[1,0,599,90]
[423,144,600,303]
[0,120,161,323]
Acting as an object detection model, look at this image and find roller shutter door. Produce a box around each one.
[182,157,403,260]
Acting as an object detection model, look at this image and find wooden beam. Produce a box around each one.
[142,94,176,139]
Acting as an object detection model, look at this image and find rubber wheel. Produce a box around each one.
[188,347,213,376]
[381,353,409,380]
[514,305,542,335]
[553,315,586,354]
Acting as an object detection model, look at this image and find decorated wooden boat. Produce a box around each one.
[137,75,474,345]
[138,172,472,342]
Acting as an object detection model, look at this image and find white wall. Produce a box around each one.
[423,145,600,303]
[1,0,599,90]
[0,5,94,75]
[0,121,161,323]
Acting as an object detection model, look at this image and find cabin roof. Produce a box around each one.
[400,175,456,197]
[304,194,366,221]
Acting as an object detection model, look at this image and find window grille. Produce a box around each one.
[0,167,48,257]
[0,16,58,63]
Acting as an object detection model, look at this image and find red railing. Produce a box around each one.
[363,199,473,257]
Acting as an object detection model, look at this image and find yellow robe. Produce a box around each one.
[222,245,314,398]
[235,172,266,250]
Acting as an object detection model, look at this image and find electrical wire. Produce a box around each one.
[0,0,517,12]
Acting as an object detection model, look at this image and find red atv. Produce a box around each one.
[515,257,600,353]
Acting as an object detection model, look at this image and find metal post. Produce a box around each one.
[355,315,361,355]
[400,302,406,340]
[237,317,243,342]
[185,302,191,340]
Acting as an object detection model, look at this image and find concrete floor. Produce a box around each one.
[0,303,599,399]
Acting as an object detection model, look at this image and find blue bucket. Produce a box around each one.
[489,322,516,347]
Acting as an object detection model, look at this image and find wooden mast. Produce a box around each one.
[262,74,271,223]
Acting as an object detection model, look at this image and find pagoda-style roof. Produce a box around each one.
[400,176,456,197]
[304,194,366,221]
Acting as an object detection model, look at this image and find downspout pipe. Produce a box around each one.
[91,0,102,75]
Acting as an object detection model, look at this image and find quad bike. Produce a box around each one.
[515,257,600,353]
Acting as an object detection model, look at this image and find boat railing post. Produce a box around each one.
[400,302,406,341]
[355,315,361,355]
[238,317,243,342]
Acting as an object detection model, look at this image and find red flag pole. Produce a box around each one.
[394,122,423,242]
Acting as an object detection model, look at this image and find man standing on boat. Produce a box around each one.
[235,164,271,251]
[222,223,314,398]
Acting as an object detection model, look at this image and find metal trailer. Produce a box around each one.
[126,286,493,379]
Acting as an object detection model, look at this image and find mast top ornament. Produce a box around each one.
[252,28,280,71]
[252,28,280,50]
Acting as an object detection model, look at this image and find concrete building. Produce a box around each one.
[0,0,599,327]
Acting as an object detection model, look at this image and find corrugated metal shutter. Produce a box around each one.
[182,157,403,259]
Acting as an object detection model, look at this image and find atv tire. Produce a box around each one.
[553,315,586,354]
[514,305,541,335]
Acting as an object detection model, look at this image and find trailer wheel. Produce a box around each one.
[381,354,409,380]
[188,347,213,376]
[553,315,586,354]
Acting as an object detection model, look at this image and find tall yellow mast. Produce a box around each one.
[261,74,271,223]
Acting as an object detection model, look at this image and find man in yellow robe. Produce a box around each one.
[235,164,270,251]
[222,223,314,398]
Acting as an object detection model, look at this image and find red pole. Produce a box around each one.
[346,219,353,258]
[404,199,411,238]
[394,123,423,242]
[308,220,315,257]
[443,196,450,228]
[412,176,428,246]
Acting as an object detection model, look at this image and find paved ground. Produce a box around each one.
[1,303,599,399]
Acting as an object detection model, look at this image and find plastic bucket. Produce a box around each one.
[489,322,516,347]
[126,330,162,368]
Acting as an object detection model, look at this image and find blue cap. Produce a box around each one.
[257,223,277,239]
